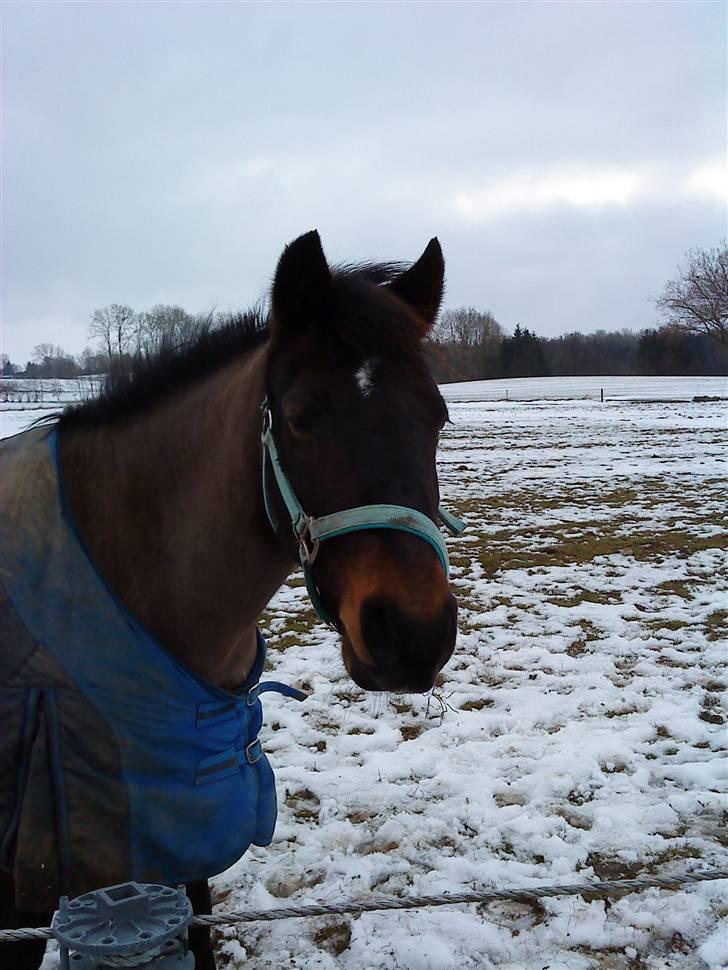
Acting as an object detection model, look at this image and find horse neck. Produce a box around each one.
[58,344,293,689]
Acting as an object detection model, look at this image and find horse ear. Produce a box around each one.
[388,238,445,331]
[271,230,332,336]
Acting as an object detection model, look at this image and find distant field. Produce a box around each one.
[442,375,728,401]
[0,376,101,439]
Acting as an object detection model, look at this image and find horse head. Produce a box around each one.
[264,231,458,693]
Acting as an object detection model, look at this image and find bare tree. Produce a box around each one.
[434,307,502,347]
[0,353,19,376]
[138,304,208,355]
[32,343,65,363]
[431,307,504,380]
[655,243,728,345]
[29,344,78,378]
[78,346,110,375]
[89,304,138,358]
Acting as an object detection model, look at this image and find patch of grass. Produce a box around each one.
[333,687,363,702]
[491,594,517,608]
[431,834,458,850]
[346,808,376,824]
[577,948,648,969]
[460,697,495,711]
[285,787,321,821]
[264,614,319,649]
[656,580,694,598]
[699,709,725,725]
[498,839,517,858]
[566,639,587,657]
[705,609,728,641]
[588,845,703,885]
[583,855,635,883]
[553,806,592,831]
[576,619,602,641]
[553,589,620,607]
[602,760,629,773]
[657,655,689,668]
[400,724,424,741]
[312,920,352,957]
[494,790,527,807]
[450,494,728,574]
[541,529,727,567]
[648,846,703,871]
[355,837,399,855]
[643,617,690,632]
[568,787,596,806]
[450,486,642,519]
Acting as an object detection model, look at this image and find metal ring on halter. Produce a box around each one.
[298,518,321,565]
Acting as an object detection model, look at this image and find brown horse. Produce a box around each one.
[0,231,458,969]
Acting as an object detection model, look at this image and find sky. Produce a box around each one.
[1,0,726,365]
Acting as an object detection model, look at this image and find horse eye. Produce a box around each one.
[287,413,314,436]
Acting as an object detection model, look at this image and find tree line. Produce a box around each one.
[1,304,218,379]
[3,307,725,383]
[426,314,726,383]
[3,242,725,381]
[427,241,727,381]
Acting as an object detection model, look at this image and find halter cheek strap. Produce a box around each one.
[260,400,465,626]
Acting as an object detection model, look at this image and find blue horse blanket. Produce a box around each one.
[0,426,302,911]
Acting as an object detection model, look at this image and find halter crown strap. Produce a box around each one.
[260,400,464,626]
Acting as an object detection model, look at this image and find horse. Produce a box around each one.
[0,230,460,969]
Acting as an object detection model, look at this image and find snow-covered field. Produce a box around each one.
[0,378,102,439]
[3,380,727,969]
[208,391,727,970]
[442,376,727,402]
[0,376,102,407]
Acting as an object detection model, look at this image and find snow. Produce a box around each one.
[442,375,728,402]
[214,387,727,968]
[0,408,52,439]
[4,377,727,968]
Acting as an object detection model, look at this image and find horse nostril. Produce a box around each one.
[360,601,399,670]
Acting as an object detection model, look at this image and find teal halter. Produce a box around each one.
[260,399,465,626]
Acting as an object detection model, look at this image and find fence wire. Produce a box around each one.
[1,867,726,944]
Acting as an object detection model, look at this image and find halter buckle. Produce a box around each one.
[298,517,320,566]
[261,400,273,439]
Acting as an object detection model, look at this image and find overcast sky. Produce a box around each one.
[2,0,726,364]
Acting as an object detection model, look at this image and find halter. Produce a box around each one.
[260,399,465,626]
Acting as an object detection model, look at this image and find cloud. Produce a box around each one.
[452,161,727,222]
[1,1,726,359]
[685,163,728,206]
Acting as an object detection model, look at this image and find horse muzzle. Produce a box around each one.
[341,592,457,693]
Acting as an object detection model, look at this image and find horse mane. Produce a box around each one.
[56,262,417,430]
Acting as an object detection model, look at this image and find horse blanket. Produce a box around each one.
[0,426,303,911]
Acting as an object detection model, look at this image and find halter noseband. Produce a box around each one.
[260,399,465,626]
